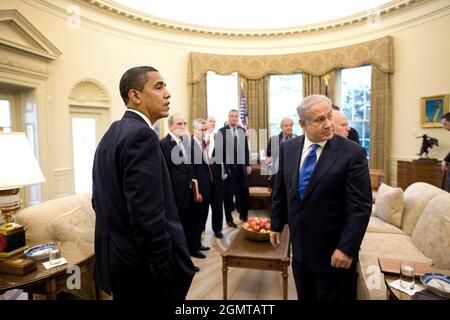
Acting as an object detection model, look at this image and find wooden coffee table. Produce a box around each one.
[221,225,290,300]
[0,241,96,300]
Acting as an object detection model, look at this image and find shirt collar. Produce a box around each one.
[303,135,327,151]
[127,108,154,130]
[168,132,181,144]
[193,135,203,147]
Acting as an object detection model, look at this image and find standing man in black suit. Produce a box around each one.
[441,112,450,191]
[92,66,195,300]
[160,113,200,272]
[217,110,251,226]
[205,116,225,239]
[190,118,213,258]
[270,95,372,301]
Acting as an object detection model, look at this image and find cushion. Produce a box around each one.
[402,182,444,235]
[374,183,404,228]
[51,204,95,244]
[411,193,450,269]
[360,232,432,265]
[366,216,405,234]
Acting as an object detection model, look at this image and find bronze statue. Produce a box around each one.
[417,134,439,158]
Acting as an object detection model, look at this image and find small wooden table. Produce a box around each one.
[221,225,290,300]
[0,241,95,300]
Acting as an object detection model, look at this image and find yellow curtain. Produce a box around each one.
[370,65,392,181]
[189,75,207,123]
[240,75,269,154]
[303,70,337,102]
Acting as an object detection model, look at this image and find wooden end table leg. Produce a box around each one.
[222,258,228,300]
[282,265,288,300]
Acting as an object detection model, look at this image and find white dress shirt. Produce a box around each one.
[127,108,155,131]
[299,135,328,170]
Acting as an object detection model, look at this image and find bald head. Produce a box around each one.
[332,110,350,138]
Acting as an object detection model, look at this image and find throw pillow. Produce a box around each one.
[374,183,404,228]
[51,205,95,243]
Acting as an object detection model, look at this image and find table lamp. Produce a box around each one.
[0,132,45,258]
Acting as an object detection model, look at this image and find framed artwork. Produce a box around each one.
[420,94,449,128]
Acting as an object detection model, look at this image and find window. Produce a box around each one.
[268,74,303,137]
[70,107,109,194]
[206,71,239,131]
[340,66,371,156]
[0,99,12,132]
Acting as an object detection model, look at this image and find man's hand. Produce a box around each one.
[223,173,228,180]
[266,157,273,165]
[195,193,203,203]
[330,249,353,269]
[270,231,280,248]
[441,160,448,173]
[246,165,252,176]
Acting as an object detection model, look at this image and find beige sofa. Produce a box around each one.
[357,182,450,300]
[15,193,96,299]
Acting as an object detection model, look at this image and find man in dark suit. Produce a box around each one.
[190,118,213,259]
[205,116,225,239]
[441,112,450,191]
[92,66,195,300]
[217,110,251,226]
[270,95,372,301]
[266,117,296,175]
[160,113,200,272]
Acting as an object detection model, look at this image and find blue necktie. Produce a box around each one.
[298,144,319,200]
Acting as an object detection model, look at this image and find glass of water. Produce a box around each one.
[49,242,61,265]
[400,261,415,290]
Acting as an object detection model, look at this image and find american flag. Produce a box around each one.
[239,88,248,130]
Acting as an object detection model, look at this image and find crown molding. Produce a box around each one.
[79,0,430,38]
[0,9,61,60]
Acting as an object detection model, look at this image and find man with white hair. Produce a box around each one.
[270,94,372,301]
[331,109,350,139]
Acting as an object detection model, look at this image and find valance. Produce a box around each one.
[188,36,394,83]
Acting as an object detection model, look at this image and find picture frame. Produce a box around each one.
[420,94,449,128]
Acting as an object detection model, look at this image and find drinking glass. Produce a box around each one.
[49,242,61,265]
[400,261,415,290]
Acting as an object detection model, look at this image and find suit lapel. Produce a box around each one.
[302,136,339,202]
[289,136,304,202]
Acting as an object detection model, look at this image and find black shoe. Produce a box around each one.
[214,231,223,239]
[227,221,237,228]
[194,266,200,272]
[190,251,206,259]
[199,245,210,251]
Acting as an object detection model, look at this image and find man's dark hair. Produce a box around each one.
[119,66,158,105]
[441,112,450,122]
[332,104,340,111]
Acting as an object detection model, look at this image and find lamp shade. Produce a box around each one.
[0,132,45,190]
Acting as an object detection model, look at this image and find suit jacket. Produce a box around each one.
[92,111,195,297]
[216,124,250,175]
[160,134,192,211]
[270,134,372,272]
[190,137,212,201]
[266,132,296,157]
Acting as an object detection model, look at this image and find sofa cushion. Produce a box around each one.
[357,254,387,300]
[360,232,432,264]
[15,193,93,242]
[51,204,95,243]
[374,183,404,228]
[411,193,450,269]
[402,182,444,235]
[366,217,405,234]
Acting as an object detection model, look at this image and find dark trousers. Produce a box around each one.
[224,165,249,222]
[191,201,209,251]
[292,260,357,301]
[207,181,224,233]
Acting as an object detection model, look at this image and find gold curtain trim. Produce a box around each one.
[188,36,394,83]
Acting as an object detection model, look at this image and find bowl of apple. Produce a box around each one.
[242,217,271,242]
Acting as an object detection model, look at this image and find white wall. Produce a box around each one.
[0,0,449,198]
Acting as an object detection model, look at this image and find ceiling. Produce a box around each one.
[110,0,393,31]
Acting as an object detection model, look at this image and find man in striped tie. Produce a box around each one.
[270,95,372,301]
